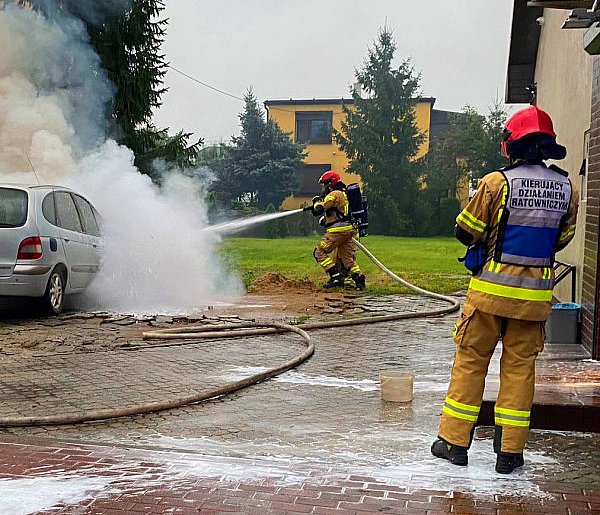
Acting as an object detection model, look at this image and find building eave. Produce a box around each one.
[527,1,593,8]
[264,97,436,108]
[506,0,544,103]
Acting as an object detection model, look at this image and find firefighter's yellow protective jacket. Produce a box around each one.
[314,190,354,233]
[458,164,578,321]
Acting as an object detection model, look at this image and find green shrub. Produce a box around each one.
[438,197,460,236]
[264,204,290,239]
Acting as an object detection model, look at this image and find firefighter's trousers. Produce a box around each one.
[438,302,544,454]
[313,230,360,275]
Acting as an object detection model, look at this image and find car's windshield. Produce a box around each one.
[0,188,28,228]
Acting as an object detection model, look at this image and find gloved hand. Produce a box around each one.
[311,198,325,217]
[319,215,326,226]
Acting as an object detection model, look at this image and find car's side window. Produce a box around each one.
[55,191,83,233]
[0,188,28,227]
[42,192,57,225]
[73,194,101,237]
[91,206,102,232]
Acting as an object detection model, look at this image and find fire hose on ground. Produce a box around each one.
[0,241,460,427]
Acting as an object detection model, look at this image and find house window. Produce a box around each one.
[296,112,333,144]
[297,164,331,196]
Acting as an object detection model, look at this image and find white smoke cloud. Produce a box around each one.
[0,3,242,313]
[66,142,242,312]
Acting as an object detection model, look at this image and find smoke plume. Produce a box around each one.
[0,2,242,313]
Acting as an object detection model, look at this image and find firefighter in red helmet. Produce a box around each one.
[431,106,579,473]
[310,170,365,289]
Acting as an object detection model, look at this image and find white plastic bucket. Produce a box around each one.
[380,371,414,402]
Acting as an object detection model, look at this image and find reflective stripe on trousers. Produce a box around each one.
[442,397,480,422]
[495,406,530,428]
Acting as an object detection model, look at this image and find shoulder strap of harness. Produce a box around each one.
[498,162,522,173]
[548,164,573,260]
[548,164,569,177]
[492,168,511,263]
[323,190,351,227]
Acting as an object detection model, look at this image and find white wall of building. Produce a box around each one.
[535,8,593,302]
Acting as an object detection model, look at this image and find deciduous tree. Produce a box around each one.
[421,103,509,235]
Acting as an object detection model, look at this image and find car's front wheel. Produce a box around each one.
[43,268,66,315]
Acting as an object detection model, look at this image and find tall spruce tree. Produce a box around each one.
[26,0,201,180]
[87,0,201,179]
[336,28,425,235]
[210,89,304,211]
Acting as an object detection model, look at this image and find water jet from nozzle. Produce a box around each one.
[204,208,304,236]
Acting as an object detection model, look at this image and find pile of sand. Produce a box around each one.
[249,272,317,294]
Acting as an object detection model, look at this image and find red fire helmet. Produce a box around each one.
[502,105,557,157]
[318,170,341,186]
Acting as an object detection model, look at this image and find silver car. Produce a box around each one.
[0,184,103,314]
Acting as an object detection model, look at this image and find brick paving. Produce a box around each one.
[2,436,600,514]
[0,295,599,512]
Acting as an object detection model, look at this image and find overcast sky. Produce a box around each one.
[152,0,515,145]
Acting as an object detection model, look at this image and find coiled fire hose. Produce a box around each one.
[0,242,460,427]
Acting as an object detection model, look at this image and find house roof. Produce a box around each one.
[264,97,436,107]
[429,109,454,143]
[506,0,544,103]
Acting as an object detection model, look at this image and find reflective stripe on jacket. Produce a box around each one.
[315,189,354,233]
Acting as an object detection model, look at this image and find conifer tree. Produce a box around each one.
[25,0,201,179]
[86,0,201,179]
[336,28,424,235]
[211,89,304,210]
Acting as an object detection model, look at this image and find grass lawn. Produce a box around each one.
[220,235,470,295]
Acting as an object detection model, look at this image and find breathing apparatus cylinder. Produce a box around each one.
[346,183,369,236]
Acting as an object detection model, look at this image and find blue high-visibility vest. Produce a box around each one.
[495,163,572,267]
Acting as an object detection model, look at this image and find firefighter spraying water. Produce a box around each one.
[303,170,368,290]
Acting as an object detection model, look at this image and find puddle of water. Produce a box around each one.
[218,367,450,394]
[219,366,380,391]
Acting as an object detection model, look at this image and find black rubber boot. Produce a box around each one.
[352,272,366,290]
[431,437,468,466]
[323,267,343,289]
[337,261,354,287]
[495,452,525,474]
[493,425,524,473]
